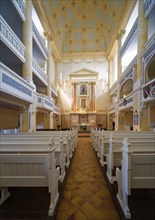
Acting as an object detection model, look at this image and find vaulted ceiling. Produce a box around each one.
[42,0,129,56]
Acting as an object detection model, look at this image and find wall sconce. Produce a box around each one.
[123,98,127,106]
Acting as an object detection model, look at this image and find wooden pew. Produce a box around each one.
[0,136,66,183]
[116,138,155,219]
[0,145,59,216]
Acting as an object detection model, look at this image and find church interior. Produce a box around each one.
[0,0,155,219]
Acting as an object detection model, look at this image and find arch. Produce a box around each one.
[145,55,155,83]
[120,79,133,99]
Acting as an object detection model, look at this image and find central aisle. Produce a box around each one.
[56,137,120,220]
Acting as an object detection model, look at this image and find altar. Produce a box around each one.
[77,124,91,132]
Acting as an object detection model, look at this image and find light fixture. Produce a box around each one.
[123,98,127,106]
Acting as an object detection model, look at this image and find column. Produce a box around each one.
[55,58,60,115]
[55,58,58,86]
[73,83,77,111]
[133,64,140,131]
[45,32,55,129]
[77,84,80,111]
[116,30,125,81]
[22,0,33,84]
[92,83,95,111]
[136,0,148,80]
[116,82,121,130]
[71,83,77,112]
[71,83,74,111]
[46,41,52,98]
[107,57,113,104]
[89,83,93,112]
[137,1,148,130]
[22,0,35,132]
[107,57,112,129]
[116,30,125,114]
[76,83,78,111]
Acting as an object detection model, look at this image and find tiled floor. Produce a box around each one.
[55,137,120,220]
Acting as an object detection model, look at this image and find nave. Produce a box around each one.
[0,134,155,220]
[55,136,120,220]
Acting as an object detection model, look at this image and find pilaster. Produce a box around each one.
[21,107,29,132]
[140,104,149,131]
[44,112,54,129]
[115,106,120,131]
[29,94,37,132]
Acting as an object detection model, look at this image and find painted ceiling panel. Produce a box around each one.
[96,8,104,21]
[73,20,82,29]
[85,31,96,41]
[46,0,128,54]
[109,0,115,7]
[72,31,83,41]
[85,42,96,51]
[65,8,74,21]
[72,42,83,51]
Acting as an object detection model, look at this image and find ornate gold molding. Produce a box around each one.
[44,31,53,41]
[61,51,107,59]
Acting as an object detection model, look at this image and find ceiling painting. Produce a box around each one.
[43,0,129,56]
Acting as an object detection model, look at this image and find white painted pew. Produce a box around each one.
[1,132,73,165]
[116,138,155,219]
[0,145,59,216]
[4,135,70,169]
[35,130,77,156]
[36,131,76,159]
[95,131,155,167]
[106,135,155,183]
[0,137,66,183]
[91,128,155,153]
[3,130,77,160]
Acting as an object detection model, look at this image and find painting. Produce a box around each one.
[80,84,87,95]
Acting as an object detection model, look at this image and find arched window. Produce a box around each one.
[146,57,155,82]
[120,79,133,99]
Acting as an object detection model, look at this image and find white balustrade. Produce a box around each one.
[12,0,25,21]
[0,15,25,62]
[0,62,34,103]
[32,58,48,85]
